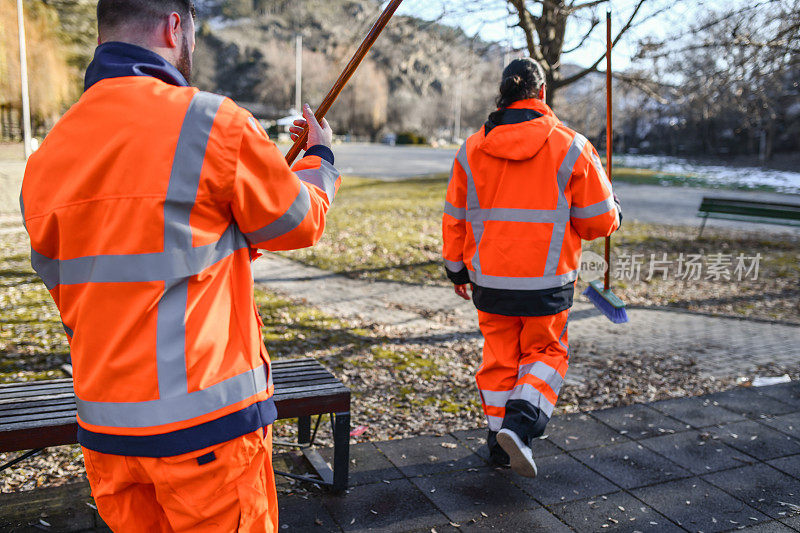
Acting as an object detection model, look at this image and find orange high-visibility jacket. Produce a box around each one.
[442,98,620,316]
[21,44,341,456]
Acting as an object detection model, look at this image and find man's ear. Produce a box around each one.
[538,84,546,101]
[163,12,182,49]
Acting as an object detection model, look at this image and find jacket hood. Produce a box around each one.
[84,42,189,92]
[478,98,560,160]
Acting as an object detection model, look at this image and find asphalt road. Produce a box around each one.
[302,143,800,234]
[4,143,799,234]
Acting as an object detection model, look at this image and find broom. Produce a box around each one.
[582,7,629,324]
[285,0,405,165]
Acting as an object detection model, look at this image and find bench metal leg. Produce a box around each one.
[332,411,350,493]
[0,448,43,472]
[298,416,311,444]
[698,214,708,237]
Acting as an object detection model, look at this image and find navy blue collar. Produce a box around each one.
[84,42,189,92]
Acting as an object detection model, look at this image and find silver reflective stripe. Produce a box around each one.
[157,279,189,398]
[444,259,465,272]
[443,201,466,220]
[30,226,246,289]
[544,134,586,277]
[458,144,486,280]
[457,144,480,211]
[76,364,269,428]
[486,414,503,432]
[468,207,558,224]
[295,160,340,204]
[558,315,569,350]
[508,383,556,417]
[589,149,613,190]
[244,185,311,244]
[160,92,224,400]
[469,269,579,290]
[571,196,616,219]
[517,361,563,396]
[481,388,511,408]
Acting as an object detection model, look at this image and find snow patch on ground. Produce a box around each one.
[618,154,800,194]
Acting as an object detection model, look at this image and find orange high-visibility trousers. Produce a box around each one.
[82,428,278,533]
[476,309,569,442]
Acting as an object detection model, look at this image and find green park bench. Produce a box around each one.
[697,196,800,236]
[0,357,351,492]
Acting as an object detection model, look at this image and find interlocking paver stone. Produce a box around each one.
[761,412,800,440]
[410,468,537,524]
[279,495,341,532]
[590,404,687,440]
[459,508,573,532]
[571,441,691,489]
[507,453,619,505]
[756,382,800,409]
[322,479,449,532]
[376,435,484,478]
[545,413,630,451]
[780,514,800,529]
[319,443,403,486]
[632,477,770,531]
[649,395,746,428]
[639,429,757,474]
[768,455,800,480]
[703,463,800,519]
[549,491,682,532]
[450,429,562,462]
[734,520,795,532]
[704,388,798,419]
[709,420,800,460]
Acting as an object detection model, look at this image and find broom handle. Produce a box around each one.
[604,7,612,292]
[285,0,405,165]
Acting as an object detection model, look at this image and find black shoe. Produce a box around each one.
[487,431,510,467]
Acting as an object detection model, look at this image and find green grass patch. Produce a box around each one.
[280,176,448,285]
[280,175,799,322]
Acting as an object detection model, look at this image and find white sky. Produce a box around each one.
[394,0,721,71]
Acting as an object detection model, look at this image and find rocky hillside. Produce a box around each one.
[6,0,508,140]
[192,0,503,139]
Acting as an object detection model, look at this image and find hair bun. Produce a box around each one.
[501,75,522,92]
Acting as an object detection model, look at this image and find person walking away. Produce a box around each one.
[442,58,621,478]
[20,1,340,530]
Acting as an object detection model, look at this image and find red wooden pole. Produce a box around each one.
[285,0,405,165]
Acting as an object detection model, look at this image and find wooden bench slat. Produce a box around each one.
[0,383,74,395]
[272,374,340,386]
[0,400,77,416]
[1,410,78,426]
[0,358,350,456]
[0,379,73,390]
[0,391,74,404]
[272,369,336,380]
[272,362,327,371]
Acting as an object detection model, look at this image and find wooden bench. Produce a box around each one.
[697,197,800,236]
[0,358,350,492]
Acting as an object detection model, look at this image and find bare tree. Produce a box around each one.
[443,0,672,106]
[636,0,800,159]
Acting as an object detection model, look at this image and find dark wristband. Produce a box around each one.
[305,145,334,165]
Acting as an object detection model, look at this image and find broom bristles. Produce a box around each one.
[582,280,629,324]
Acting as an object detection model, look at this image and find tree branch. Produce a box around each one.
[554,0,646,88]
[569,0,609,13]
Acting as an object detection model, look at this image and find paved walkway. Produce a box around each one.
[4,381,799,532]
[283,381,800,532]
[252,254,800,379]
